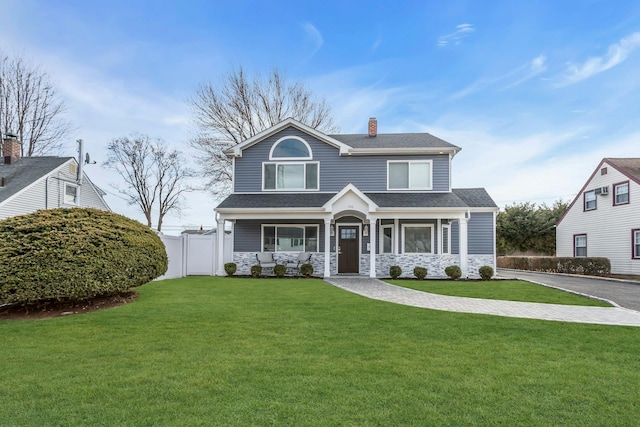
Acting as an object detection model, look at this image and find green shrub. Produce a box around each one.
[273,264,286,278]
[478,265,494,280]
[0,208,167,306]
[413,267,427,280]
[224,262,237,276]
[445,265,462,280]
[497,256,611,276]
[250,265,262,278]
[390,265,402,279]
[299,263,314,277]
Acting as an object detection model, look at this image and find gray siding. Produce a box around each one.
[234,127,451,193]
[468,212,494,254]
[234,219,326,252]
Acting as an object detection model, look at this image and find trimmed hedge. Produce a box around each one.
[445,265,462,280]
[390,265,402,279]
[497,256,611,276]
[0,208,168,306]
[478,265,494,280]
[413,267,427,280]
[224,262,237,276]
[299,263,314,277]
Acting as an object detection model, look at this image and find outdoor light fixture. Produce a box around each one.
[330,225,335,236]
[363,224,369,236]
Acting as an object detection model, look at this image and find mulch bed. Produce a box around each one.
[0,291,138,320]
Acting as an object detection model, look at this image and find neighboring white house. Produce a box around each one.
[556,158,640,275]
[0,135,110,219]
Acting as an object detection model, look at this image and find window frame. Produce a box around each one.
[387,160,433,191]
[64,183,78,205]
[633,229,640,260]
[262,161,319,191]
[380,224,394,254]
[402,224,434,254]
[613,181,629,206]
[261,224,319,253]
[583,190,597,211]
[269,136,312,160]
[442,224,451,255]
[574,234,587,257]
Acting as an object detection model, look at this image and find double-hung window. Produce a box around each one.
[584,190,596,211]
[388,160,432,190]
[262,225,318,252]
[402,224,434,254]
[574,234,587,257]
[264,137,318,191]
[614,182,629,206]
[633,230,640,259]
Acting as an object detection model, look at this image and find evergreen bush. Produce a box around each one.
[0,208,167,306]
[413,267,428,280]
[478,265,494,280]
[390,265,402,279]
[224,262,237,276]
[250,265,262,277]
[273,264,286,278]
[299,263,314,277]
[445,265,462,280]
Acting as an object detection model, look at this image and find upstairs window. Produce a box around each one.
[388,160,432,190]
[574,234,587,257]
[264,162,318,190]
[269,137,312,160]
[614,182,629,206]
[584,190,596,211]
[64,184,78,205]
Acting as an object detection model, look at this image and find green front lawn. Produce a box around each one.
[1,277,638,426]
[388,279,611,306]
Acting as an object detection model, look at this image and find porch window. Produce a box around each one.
[584,190,596,211]
[263,162,318,190]
[442,224,451,255]
[574,234,587,257]
[388,160,432,190]
[262,225,318,252]
[64,184,78,205]
[614,182,629,206]
[402,224,434,254]
[633,229,640,259]
[380,224,393,254]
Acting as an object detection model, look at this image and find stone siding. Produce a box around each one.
[233,252,325,277]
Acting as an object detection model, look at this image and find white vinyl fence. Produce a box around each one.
[158,232,232,279]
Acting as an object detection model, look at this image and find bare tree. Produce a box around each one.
[0,50,71,156]
[188,67,338,195]
[105,134,195,232]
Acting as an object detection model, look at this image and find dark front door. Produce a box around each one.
[338,226,359,273]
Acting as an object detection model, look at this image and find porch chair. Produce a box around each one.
[256,252,277,274]
[286,252,312,275]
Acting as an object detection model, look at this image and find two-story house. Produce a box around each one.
[556,158,640,275]
[0,135,110,219]
[214,118,498,278]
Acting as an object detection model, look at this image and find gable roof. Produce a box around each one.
[0,157,73,204]
[224,117,461,158]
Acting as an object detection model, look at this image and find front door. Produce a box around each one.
[338,226,359,273]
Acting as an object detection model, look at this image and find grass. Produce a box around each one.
[388,279,612,306]
[1,277,638,426]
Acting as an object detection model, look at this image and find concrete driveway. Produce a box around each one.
[497,269,640,311]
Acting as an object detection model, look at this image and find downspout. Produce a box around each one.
[77,139,84,206]
[45,176,49,209]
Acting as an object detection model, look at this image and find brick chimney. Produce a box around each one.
[3,133,21,164]
[368,117,377,137]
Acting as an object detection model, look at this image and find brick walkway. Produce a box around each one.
[324,277,640,327]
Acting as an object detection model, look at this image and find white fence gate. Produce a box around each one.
[158,232,232,279]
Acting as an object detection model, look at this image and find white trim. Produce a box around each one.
[380,224,394,254]
[269,135,312,160]
[387,160,433,191]
[323,183,379,212]
[261,223,320,253]
[441,223,451,255]
[401,223,435,254]
[262,161,319,191]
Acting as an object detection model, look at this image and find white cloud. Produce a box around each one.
[437,23,475,47]
[560,32,640,85]
[302,22,324,59]
[502,54,547,89]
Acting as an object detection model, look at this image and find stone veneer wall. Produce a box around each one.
[234,252,325,276]
[375,254,495,278]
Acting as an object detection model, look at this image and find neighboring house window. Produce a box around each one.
[269,137,312,160]
[574,234,587,257]
[600,167,607,175]
[633,229,640,259]
[402,224,434,254]
[380,224,394,254]
[263,162,319,190]
[614,181,629,206]
[262,225,318,252]
[584,190,596,211]
[388,160,432,190]
[442,224,451,255]
[64,184,78,205]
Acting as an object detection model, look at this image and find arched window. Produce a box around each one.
[269,137,312,160]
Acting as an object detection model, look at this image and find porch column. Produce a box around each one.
[216,215,226,276]
[324,217,331,277]
[368,219,376,278]
[459,215,469,278]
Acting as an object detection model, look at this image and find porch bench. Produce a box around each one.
[286,252,312,275]
[256,252,277,275]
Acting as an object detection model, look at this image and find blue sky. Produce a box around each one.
[2,0,640,233]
